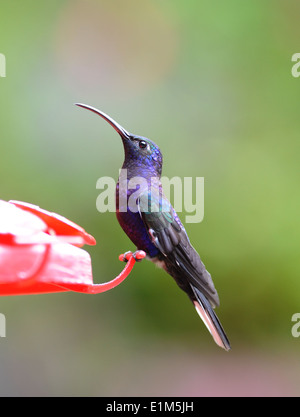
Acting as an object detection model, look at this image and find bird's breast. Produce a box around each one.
[116,180,159,258]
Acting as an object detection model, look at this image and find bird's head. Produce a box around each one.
[75,103,163,177]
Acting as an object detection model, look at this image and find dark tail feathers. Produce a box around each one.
[191,285,231,351]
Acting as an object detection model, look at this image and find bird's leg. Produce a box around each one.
[119,250,146,263]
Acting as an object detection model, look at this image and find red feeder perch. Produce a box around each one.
[0,200,145,296]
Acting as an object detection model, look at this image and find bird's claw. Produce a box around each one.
[119,250,146,263]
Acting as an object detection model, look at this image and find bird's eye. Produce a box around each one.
[139,140,147,149]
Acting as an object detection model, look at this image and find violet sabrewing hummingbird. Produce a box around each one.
[76,103,230,351]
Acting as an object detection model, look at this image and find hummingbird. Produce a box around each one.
[76,103,230,351]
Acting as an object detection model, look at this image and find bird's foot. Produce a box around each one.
[119,250,146,263]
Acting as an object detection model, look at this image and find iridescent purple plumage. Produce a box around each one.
[76,103,231,351]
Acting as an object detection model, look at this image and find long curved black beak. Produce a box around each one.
[75,103,131,140]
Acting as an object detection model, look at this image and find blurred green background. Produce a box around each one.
[0,0,300,396]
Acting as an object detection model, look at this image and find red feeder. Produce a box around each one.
[0,200,145,296]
